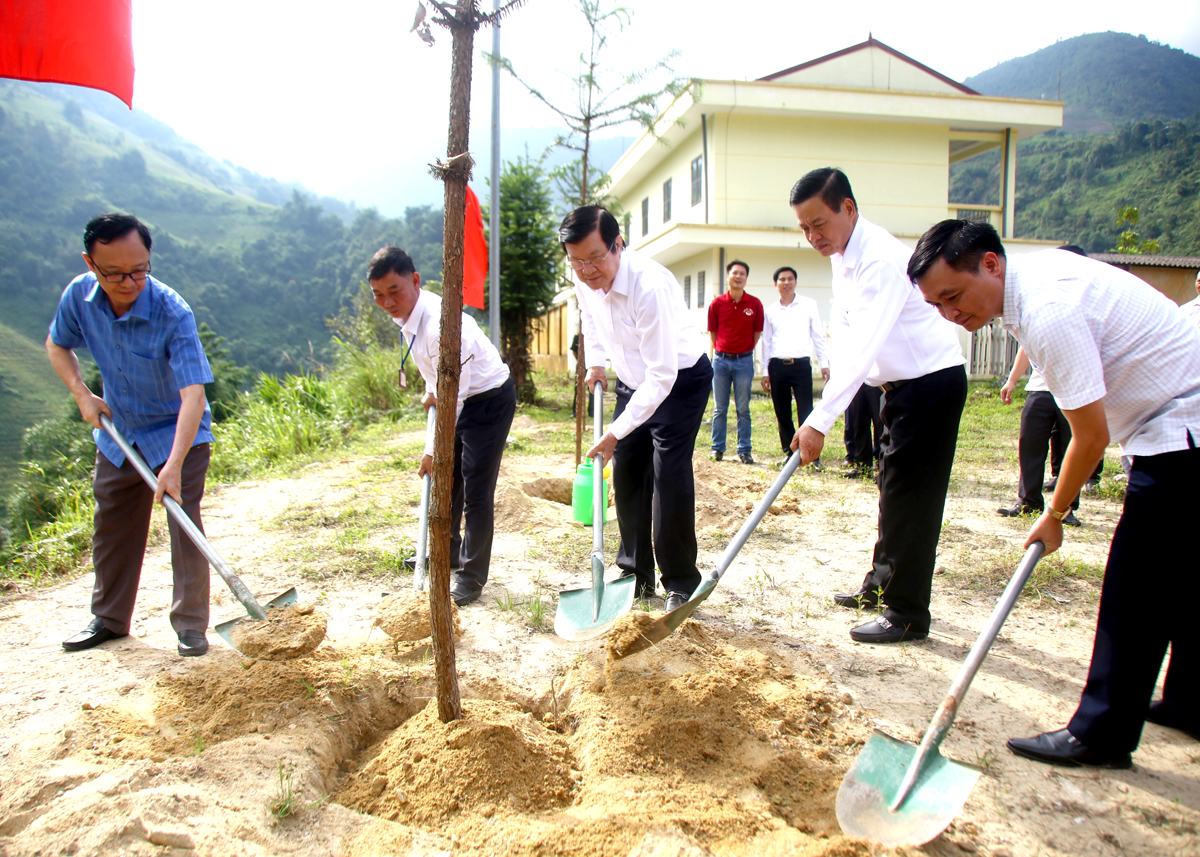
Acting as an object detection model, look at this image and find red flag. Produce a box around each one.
[0,0,134,108]
[463,185,488,311]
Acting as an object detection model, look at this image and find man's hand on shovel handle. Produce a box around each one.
[791,425,825,466]
[586,432,618,467]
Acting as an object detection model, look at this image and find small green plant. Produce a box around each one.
[270,762,299,819]
[192,729,206,756]
[338,657,363,693]
[526,593,549,631]
[494,589,519,612]
[299,679,316,698]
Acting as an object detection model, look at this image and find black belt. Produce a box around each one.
[715,350,754,359]
[769,357,810,365]
[878,379,909,393]
[465,376,514,404]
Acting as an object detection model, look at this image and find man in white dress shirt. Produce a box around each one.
[789,168,968,644]
[559,206,713,613]
[911,219,1200,766]
[368,246,516,606]
[1181,270,1200,329]
[761,266,830,463]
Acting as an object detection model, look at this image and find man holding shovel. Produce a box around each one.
[47,213,214,657]
[911,219,1200,766]
[560,206,712,613]
[368,246,515,607]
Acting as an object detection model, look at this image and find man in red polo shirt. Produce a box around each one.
[708,260,764,463]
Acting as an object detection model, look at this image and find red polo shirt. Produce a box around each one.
[707,290,764,354]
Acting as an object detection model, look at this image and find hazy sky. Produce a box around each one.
[129,0,1200,216]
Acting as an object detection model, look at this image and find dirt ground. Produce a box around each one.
[0,418,1196,857]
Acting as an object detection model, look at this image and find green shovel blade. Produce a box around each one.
[836,729,981,848]
[553,573,637,641]
[214,587,299,650]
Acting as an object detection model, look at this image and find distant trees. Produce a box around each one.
[488,158,560,402]
[1112,206,1161,255]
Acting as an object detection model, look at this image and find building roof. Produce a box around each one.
[759,36,979,96]
[1093,253,1200,268]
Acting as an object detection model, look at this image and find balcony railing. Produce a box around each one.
[948,204,1002,231]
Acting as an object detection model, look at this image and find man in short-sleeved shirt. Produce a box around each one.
[912,219,1200,766]
[707,261,763,463]
[47,213,215,657]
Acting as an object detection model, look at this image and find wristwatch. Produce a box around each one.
[1046,505,1068,522]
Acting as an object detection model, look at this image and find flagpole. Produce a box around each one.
[488,0,501,349]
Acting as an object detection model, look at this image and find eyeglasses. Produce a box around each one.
[94,263,151,285]
[565,243,616,271]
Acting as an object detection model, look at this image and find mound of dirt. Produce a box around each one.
[337,699,575,824]
[231,602,327,660]
[605,610,659,660]
[374,592,460,643]
[522,476,574,506]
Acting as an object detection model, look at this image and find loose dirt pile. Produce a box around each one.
[230,601,327,660]
[373,591,461,643]
[605,609,660,659]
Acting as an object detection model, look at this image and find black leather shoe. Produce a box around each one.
[1006,728,1131,768]
[664,591,689,612]
[1062,511,1082,527]
[834,586,880,609]
[1043,478,1058,493]
[810,459,824,472]
[63,617,127,652]
[450,577,482,606]
[738,452,755,465]
[177,630,208,657]
[1146,700,1200,740]
[849,615,927,644]
[710,450,723,462]
[996,503,1039,517]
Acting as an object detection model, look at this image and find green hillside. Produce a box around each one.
[0,322,68,496]
[964,31,1200,133]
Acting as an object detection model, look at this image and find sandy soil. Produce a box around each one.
[0,420,1196,856]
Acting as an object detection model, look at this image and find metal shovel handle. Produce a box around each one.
[890,540,1045,811]
[99,414,267,620]
[707,448,804,583]
[413,405,436,591]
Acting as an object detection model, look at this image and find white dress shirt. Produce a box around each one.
[762,295,830,366]
[1003,250,1200,456]
[1181,296,1200,330]
[395,289,511,455]
[574,247,705,440]
[803,215,964,436]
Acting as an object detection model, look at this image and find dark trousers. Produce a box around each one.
[1019,391,1080,511]
[857,366,967,633]
[768,357,814,455]
[844,383,883,465]
[613,355,713,597]
[1068,445,1200,752]
[91,443,211,635]
[451,378,517,589]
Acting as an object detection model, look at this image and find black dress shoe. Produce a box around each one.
[834,586,880,609]
[710,450,723,462]
[1146,700,1200,740]
[1062,511,1082,527]
[1006,728,1131,768]
[449,578,482,606]
[664,591,689,612]
[996,503,1039,517]
[849,615,927,644]
[738,452,755,465]
[177,630,209,657]
[63,617,127,652]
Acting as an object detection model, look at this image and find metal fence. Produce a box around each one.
[968,319,1019,378]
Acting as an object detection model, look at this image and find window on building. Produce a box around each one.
[641,197,649,236]
[662,178,672,223]
[690,156,702,207]
[683,275,691,308]
[623,213,631,244]
[697,270,706,307]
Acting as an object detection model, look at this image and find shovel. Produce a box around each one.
[99,415,298,650]
[836,541,1046,847]
[553,385,636,640]
[610,447,805,659]
[412,405,436,592]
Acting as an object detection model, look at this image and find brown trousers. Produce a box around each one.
[90,443,210,635]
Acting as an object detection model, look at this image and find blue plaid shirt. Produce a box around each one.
[49,272,214,469]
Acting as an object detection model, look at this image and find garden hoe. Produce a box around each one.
[836,541,1046,847]
[609,446,803,658]
[553,388,636,640]
[412,405,436,592]
[99,415,298,651]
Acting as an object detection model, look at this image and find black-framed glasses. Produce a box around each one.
[565,242,616,271]
[95,263,151,285]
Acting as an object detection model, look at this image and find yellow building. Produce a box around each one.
[601,37,1063,374]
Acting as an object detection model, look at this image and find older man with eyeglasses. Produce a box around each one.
[46,213,215,658]
[560,205,713,612]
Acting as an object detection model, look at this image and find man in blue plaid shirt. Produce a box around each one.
[46,214,215,658]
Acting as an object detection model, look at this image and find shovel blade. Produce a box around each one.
[553,574,637,641]
[214,587,300,650]
[605,577,717,659]
[836,729,981,847]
